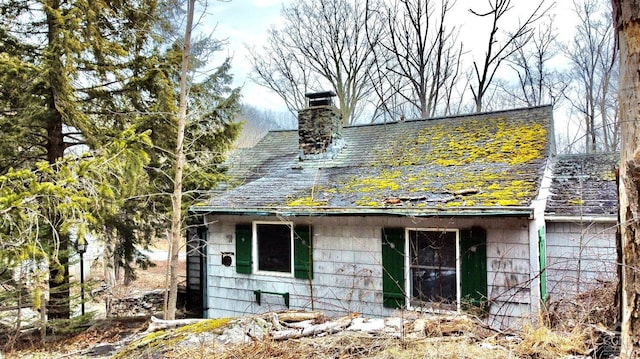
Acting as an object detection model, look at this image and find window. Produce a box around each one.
[235,222,313,279]
[409,230,458,310]
[256,222,292,273]
[382,227,487,312]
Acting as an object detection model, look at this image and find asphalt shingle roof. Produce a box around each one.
[197,106,554,215]
[546,153,618,217]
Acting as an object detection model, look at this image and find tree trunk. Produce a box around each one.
[165,0,195,321]
[103,225,116,288]
[612,0,640,357]
[45,94,70,321]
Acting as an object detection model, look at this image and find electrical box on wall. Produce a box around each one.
[221,252,234,267]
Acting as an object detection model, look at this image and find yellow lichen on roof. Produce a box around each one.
[286,196,328,207]
[374,117,547,168]
[280,114,549,209]
[342,169,402,193]
[333,117,547,208]
[441,171,536,207]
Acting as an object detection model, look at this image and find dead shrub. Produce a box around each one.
[544,280,618,330]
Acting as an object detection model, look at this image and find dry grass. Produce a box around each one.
[513,325,590,358]
[4,311,594,359]
[544,280,618,330]
[166,332,510,359]
[160,315,590,359]
[163,329,587,359]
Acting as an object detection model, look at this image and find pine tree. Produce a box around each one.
[0,0,241,319]
[0,0,161,319]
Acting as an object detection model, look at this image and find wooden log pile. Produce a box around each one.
[144,309,495,344]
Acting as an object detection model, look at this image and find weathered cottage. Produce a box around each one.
[188,97,559,329]
[544,153,618,302]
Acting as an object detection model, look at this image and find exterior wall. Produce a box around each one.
[545,221,617,299]
[201,215,539,329]
[486,222,537,328]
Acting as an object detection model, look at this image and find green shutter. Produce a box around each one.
[460,226,488,312]
[382,227,405,309]
[294,224,313,279]
[235,224,252,274]
[538,226,547,303]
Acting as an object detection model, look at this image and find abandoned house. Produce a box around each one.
[185,94,618,329]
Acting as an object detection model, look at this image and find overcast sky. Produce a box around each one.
[203,0,292,111]
[202,0,582,114]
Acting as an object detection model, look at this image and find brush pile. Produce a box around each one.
[110,310,597,359]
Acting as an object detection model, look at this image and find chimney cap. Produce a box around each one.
[305,91,337,107]
[305,91,337,99]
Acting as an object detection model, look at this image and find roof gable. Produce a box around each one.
[199,106,554,215]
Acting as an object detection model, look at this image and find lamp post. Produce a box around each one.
[76,241,87,316]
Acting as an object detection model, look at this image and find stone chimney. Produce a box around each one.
[298,91,344,160]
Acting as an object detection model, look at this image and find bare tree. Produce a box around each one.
[165,0,195,321]
[501,15,567,108]
[248,40,317,116]
[249,0,381,125]
[613,0,640,357]
[469,0,550,112]
[367,0,464,120]
[564,0,619,153]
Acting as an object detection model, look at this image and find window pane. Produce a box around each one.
[257,223,291,273]
[409,230,457,306]
[411,268,456,303]
[410,231,455,267]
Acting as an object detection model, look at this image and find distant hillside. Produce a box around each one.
[234,104,296,148]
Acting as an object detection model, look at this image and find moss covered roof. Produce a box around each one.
[546,152,618,217]
[197,106,554,214]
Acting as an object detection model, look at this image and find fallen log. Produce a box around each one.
[346,317,385,332]
[283,319,316,329]
[146,316,206,333]
[272,315,352,340]
[266,312,283,331]
[275,310,324,323]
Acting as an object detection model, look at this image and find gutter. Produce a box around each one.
[190,205,535,219]
[544,215,617,223]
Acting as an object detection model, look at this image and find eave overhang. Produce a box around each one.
[190,205,535,219]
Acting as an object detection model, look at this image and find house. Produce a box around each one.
[544,153,618,302]
[186,95,604,329]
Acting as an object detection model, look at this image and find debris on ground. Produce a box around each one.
[108,310,595,359]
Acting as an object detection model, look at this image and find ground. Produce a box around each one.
[0,252,185,358]
[2,310,612,359]
[0,257,619,358]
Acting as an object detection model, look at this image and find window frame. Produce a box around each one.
[405,228,460,312]
[252,221,295,277]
